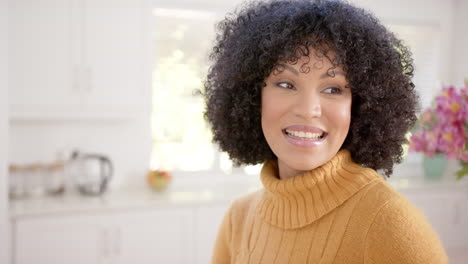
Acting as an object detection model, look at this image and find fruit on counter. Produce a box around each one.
[146,170,172,190]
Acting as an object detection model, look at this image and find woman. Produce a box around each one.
[203,0,448,263]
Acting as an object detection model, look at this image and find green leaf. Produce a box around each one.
[456,164,468,180]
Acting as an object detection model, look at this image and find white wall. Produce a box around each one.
[452,0,468,85]
[9,119,152,190]
[0,0,11,263]
[352,0,454,84]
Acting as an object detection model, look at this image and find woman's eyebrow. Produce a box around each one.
[320,70,345,79]
[283,64,299,75]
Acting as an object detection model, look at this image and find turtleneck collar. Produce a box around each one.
[257,149,382,229]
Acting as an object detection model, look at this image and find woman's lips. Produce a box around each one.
[282,126,327,147]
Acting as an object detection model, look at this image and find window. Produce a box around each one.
[387,23,442,169]
[387,24,442,109]
[150,7,264,176]
[151,8,216,172]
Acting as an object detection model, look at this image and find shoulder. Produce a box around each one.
[216,189,263,252]
[353,177,402,213]
[217,189,262,234]
[212,191,262,264]
[363,185,448,264]
[228,189,263,221]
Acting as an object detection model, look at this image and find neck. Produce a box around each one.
[258,149,383,228]
[277,151,339,180]
[277,159,306,180]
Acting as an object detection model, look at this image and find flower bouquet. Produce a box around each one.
[409,84,468,180]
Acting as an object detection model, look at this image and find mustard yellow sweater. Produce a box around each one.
[212,150,448,263]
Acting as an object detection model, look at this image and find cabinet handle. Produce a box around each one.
[112,227,121,256]
[100,228,110,259]
[454,200,461,225]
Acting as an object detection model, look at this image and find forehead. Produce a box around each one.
[273,44,343,74]
[272,53,345,78]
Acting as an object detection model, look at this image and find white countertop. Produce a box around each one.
[9,175,468,219]
[9,179,263,218]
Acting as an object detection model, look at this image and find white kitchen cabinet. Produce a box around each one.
[194,204,230,264]
[77,0,150,115]
[9,0,77,115]
[110,209,194,264]
[14,208,194,264]
[9,0,151,120]
[400,188,468,249]
[11,184,468,264]
[14,214,103,264]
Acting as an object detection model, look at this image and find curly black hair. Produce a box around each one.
[203,0,418,177]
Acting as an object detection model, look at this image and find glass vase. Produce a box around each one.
[422,153,447,180]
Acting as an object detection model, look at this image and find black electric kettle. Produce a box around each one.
[69,150,113,196]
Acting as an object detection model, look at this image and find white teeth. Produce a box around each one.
[286,129,323,139]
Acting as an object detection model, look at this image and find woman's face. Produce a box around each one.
[261,50,352,179]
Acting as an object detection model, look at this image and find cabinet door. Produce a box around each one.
[81,0,150,113]
[401,190,468,249]
[107,208,194,264]
[194,204,230,264]
[9,0,150,119]
[14,208,195,264]
[14,215,101,264]
[450,193,468,248]
[9,0,78,115]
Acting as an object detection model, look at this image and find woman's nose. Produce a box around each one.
[294,92,322,119]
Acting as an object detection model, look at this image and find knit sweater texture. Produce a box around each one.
[211,150,448,263]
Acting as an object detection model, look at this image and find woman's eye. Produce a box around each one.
[277,82,294,89]
[323,87,342,94]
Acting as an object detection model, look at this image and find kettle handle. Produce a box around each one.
[99,156,113,187]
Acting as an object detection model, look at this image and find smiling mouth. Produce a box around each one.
[283,129,328,140]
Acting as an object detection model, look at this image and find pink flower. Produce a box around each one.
[435,86,464,123]
[438,124,465,159]
[409,128,441,157]
[421,109,435,127]
[410,84,467,164]
[461,84,468,122]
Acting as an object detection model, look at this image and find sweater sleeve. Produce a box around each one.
[211,205,233,264]
[364,196,448,264]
